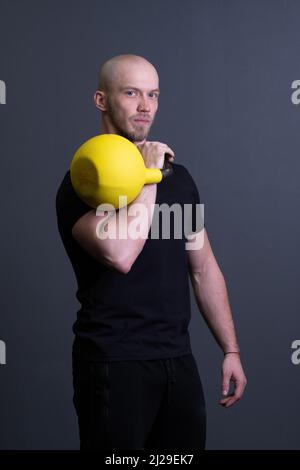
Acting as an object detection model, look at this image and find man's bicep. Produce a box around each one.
[71,209,116,268]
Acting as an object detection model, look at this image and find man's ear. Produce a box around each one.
[94,90,107,111]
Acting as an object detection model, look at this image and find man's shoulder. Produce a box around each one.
[55,169,92,235]
[56,169,82,211]
[56,170,71,198]
[172,162,194,182]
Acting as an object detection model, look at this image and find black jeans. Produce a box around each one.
[72,353,206,450]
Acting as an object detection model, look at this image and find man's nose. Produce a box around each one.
[137,95,150,112]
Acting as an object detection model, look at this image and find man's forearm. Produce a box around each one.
[97,183,157,271]
[189,258,240,353]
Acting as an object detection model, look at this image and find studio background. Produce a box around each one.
[0,0,299,449]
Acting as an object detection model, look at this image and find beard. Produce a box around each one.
[106,98,150,143]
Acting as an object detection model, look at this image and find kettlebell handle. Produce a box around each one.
[161,157,173,178]
[144,156,173,184]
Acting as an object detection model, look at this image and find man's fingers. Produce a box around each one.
[219,378,246,408]
[219,395,232,406]
[165,147,175,158]
[134,141,175,161]
[222,372,231,396]
[219,392,239,407]
[234,377,246,399]
[150,142,175,158]
[166,154,174,162]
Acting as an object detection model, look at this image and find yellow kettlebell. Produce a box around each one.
[70,134,173,209]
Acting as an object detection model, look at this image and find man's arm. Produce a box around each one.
[186,228,247,407]
[71,141,175,273]
[72,183,157,273]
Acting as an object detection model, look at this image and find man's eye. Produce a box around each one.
[126,90,135,96]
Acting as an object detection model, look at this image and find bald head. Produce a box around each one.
[95,54,160,143]
[97,54,159,93]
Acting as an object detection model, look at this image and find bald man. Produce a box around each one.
[56,54,247,450]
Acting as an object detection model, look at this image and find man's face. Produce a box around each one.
[104,63,159,143]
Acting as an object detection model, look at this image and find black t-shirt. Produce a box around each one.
[55,163,204,361]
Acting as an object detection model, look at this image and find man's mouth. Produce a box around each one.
[133,118,150,124]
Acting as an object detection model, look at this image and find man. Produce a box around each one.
[56,54,247,450]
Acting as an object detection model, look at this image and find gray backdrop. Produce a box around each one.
[0,0,299,450]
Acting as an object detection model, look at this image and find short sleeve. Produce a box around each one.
[55,171,93,236]
[191,184,204,234]
[182,166,205,237]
